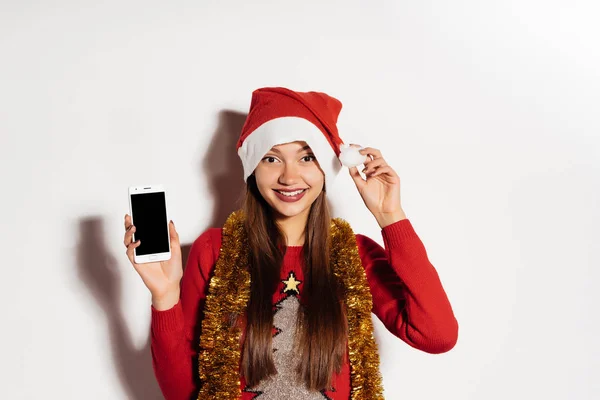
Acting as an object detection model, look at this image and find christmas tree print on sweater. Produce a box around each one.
[244,271,332,399]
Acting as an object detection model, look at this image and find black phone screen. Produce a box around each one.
[130,191,169,256]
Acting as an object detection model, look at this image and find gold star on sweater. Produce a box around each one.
[282,271,302,295]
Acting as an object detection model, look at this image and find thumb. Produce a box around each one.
[348,166,366,191]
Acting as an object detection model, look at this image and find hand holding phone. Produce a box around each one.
[124,185,183,310]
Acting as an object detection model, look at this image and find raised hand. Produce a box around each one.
[347,145,406,228]
[123,214,183,310]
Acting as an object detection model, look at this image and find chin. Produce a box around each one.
[269,200,309,219]
[272,208,305,219]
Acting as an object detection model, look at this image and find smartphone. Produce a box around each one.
[128,184,171,264]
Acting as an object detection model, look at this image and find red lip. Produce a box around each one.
[273,189,307,202]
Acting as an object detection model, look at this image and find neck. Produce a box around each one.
[275,209,309,246]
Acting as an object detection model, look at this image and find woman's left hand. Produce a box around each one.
[348,145,407,228]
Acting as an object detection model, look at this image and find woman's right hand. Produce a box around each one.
[124,214,183,310]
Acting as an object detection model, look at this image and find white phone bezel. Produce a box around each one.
[128,184,171,264]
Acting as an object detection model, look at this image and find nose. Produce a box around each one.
[278,162,301,185]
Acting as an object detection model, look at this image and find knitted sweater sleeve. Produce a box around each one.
[150,228,219,400]
[356,219,458,353]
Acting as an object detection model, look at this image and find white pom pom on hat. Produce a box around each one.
[237,87,364,192]
[339,143,370,168]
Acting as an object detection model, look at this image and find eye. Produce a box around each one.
[302,155,316,162]
[262,156,279,163]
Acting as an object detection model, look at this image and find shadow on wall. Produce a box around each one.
[77,217,164,400]
[202,110,248,228]
[75,110,248,399]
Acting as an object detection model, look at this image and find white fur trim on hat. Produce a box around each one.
[237,116,342,191]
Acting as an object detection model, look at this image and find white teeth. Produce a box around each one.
[277,189,305,196]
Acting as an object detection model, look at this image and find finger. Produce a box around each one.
[169,220,179,240]
[370,165,399,179]
[169,220,181,253]
[123,225,136,247]
[126,239,142,267]
[124,214,132,230]
[348,166,366,191]
[359,147,382,160]
[362,158,387,174]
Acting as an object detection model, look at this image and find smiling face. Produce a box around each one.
[253,141,325,221]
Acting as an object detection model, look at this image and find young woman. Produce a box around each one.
[123,87,458,400]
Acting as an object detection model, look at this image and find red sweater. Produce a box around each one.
[150,219,458,399]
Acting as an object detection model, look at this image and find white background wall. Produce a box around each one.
[1,1,598,399]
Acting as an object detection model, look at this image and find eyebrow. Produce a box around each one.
[270,145,312,154]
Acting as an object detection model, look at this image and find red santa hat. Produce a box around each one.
[236,87,346,192]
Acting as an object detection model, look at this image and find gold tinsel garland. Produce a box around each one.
[197,210,384,399]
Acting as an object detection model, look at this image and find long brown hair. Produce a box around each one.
[240,174,347,391]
